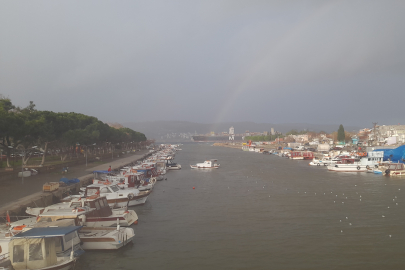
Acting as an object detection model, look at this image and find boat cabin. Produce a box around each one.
[290,151,314,160]
[385,163,405,171]
[9,224,82,270]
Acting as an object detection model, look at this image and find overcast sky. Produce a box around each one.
[1,1,404,127]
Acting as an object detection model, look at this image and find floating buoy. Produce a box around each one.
[389,235,392,238]
[193,187,195,189]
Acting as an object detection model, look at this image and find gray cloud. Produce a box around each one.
[1,0,404,127]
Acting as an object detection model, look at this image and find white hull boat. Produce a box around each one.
[327,164,368,172]
[79,227,134,250]
[190,159,220,169]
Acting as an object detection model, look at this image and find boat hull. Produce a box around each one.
[190,165,220,169]
[327,164,368,172]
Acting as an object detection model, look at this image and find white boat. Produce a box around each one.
[27,196,138,227]
[166,160,181,170]
[62,184,151,207]
[378,162,405,176]
[327,152,384,172]
[79,226,134,250]
[190,159,220,169]
[9,225,83,270]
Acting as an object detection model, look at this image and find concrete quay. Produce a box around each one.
[0,150,153,220]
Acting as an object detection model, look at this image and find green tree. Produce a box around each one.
[337,124,345,142]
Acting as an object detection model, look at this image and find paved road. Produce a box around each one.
[0,150,149,208]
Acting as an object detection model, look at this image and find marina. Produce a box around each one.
[2,143,405,269]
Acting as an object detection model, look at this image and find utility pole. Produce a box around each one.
[372,122,378,146]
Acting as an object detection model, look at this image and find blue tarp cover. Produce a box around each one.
[12,226,82,238]
[374,145,405,163]
[59,178,80,185]
[92,170,110,174]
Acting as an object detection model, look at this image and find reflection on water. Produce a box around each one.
[76,143,405,270]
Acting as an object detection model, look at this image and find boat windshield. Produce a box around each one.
[110,185,120,192]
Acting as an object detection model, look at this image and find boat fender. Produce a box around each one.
[128,193,134,200]
[366,165,370,169]
[357,166,360,170]
[375,165,378,169]
[13,225,27,231]
[385,169,390,175]
[317,163,320,166]
[324,163,327,166]
[335,165,338,168]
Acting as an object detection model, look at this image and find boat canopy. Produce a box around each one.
[9,226,82,270]
[374,145,405,163]
[11,226,82,239]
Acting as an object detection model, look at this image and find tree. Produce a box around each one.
[337,124,345,142]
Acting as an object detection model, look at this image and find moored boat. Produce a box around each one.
[9,225,83,270]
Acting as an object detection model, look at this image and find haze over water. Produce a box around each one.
[77,143,405,270]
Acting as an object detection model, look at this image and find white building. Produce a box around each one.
[229,126,235,141]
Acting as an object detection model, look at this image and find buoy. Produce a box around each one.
[389,235,392,238]
[193,187,195,189]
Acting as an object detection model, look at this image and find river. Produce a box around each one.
[75,143,405,270]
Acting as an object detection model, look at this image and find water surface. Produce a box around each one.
[76,143,405,270]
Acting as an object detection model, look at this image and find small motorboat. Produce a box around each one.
[79,225,134,250]
[166,160,181,170]
[190,159,220,169]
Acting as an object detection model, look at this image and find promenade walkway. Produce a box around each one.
[0,150,150,216]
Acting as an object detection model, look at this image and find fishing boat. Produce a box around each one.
[9,225,83,270]
[190,159,220,169]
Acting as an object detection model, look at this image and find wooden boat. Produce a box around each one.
[190,159,220,169]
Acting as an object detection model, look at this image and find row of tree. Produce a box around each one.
[245,125,351,143]
[0,97,147,167]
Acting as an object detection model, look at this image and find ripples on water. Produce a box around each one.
[76,143,405,270]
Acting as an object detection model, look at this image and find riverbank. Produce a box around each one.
[0,150,152,218]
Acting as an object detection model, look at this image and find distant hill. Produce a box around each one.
[123,121,361,142]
